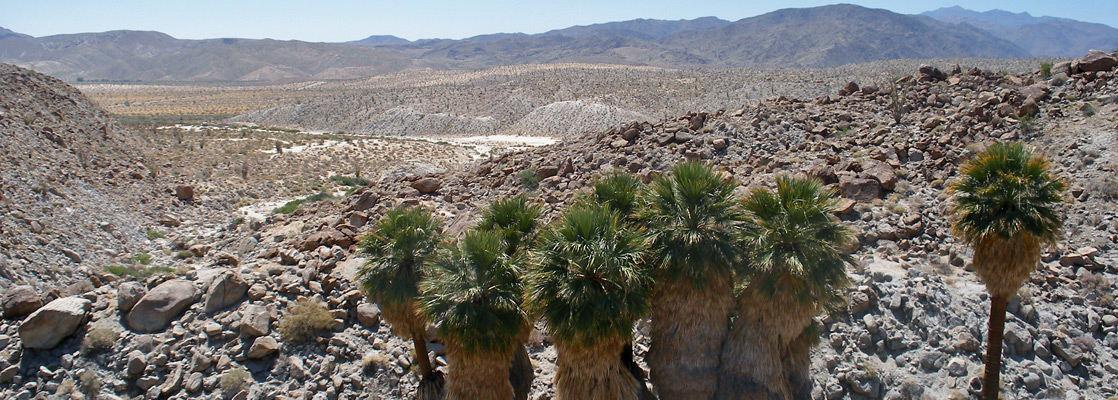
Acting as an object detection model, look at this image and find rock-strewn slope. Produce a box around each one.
[0,53,1116,400]
[0,63,177,288]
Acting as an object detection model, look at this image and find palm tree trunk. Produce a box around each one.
[413,332,434,377]
[716,313,787,400]
[555,338,640,400]
[445,343,516,400]
[983,294,1009,400]
[784,329,815,400]
[648,274,733,400]
[510,342,534,400]
[717,289,818,400]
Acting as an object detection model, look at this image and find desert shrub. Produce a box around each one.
[146,230,166,240]
[278,298,336,343]
[361,352,390,375]
[82,326,119,354]
[78,370,101,397]
[273,191,334,214]
[518,169,540,190]
[1040,62,1053,78]
[230,217,245,227]
[1082,103,1097,117]
[219,367,251,393]
[330,175,370,187]
[103,265,176,278]
[131,253,152,265]
[1019,113,1037,134]
[174,251,194,260]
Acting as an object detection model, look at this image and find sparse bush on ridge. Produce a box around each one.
[278,298,336,343]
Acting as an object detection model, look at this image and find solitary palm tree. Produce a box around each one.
[420,229,530,400]
[950,142,1064,400]
[356,206,444,397]
[476,195,542,400]
[642,161,743,400]
[719,176,851,400]
[527,205,652,400]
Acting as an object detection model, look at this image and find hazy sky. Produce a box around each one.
[1,0,1114,42]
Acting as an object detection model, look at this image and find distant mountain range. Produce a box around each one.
[921,6,1118,57]
[1,4,1112,82]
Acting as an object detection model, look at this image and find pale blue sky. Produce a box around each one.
[0,1,1114,42]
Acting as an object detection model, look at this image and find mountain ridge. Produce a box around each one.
[0,4,1103,82]
[922,6,1118,57]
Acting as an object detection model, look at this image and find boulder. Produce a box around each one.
[301,228,352,251]
[410,178,441,194]
[118,282,145,313]
[860,160,897,191]
[19,297,91,349]
[241,304,271,337]
[918,65,946,82]
[126,279,200,333]
[2,285,42,318]
[126,350,147,377]
[688,113,706,131]
[356,303,381,328]
[215,252,240,266]
[352,191,379,212]
[175,185,194,202]
[840,177,882,202]
[1079,50,1118,73]
[246,336,279,359]
[840,81,860,96]
[203,271,248,313]
[535,166,559,180]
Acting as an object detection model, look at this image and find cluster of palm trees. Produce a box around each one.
[355,142,1064,400]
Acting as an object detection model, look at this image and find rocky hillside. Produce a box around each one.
[0,63,182,288]
[0,52,1116,400]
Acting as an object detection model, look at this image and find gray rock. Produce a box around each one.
[203,271,248,313]
[126,279,200,333]
[246,336,279,359]
[185,372,203,393]
[18,297,90,349]
[1022,372,1044,392]
[126,350,147,377]
[241,304,270,337]
[946,357,967,376]
[2,285,41,318]
[117,282,145,313]
[356,303,381,328]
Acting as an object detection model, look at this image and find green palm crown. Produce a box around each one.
[642,161,744,287]
[951,142,1065,244]
[421,229,529,354]
[477,195,543,256]
[528,205,652,347]
[357,206,443,307]
[740,176,852,303]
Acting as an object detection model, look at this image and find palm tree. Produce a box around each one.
[476,195,542,400]
[420,229,530,400]
[584,171,645,221]
[718,176,851,400]
[478,195,543,256]
[356,206,444,396]
[949,142,1064,400]
[527,205,652,400]
[641,161,743,400]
